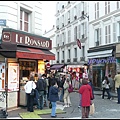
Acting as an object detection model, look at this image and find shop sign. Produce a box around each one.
[0,19,6,26]
[2,30,52,50]
[88,57,116,65]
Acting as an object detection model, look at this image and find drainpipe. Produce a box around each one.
[5,58,8,117]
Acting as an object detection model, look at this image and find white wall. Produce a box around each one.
[0,1,42,35]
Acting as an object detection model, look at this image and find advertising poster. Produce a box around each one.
[0,63,5,91]
[8,63,19,91]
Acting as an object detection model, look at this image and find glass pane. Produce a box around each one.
[20,20,22,30]
[24,12,28,21]
[20,10,22,19]
[24,22,28,31]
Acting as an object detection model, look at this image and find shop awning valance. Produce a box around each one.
[87,49,113,59]
[0,43,55,60]
[50,64,65,70]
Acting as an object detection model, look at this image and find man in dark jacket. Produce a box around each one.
[36,73,46,110]
[49,80,59,118]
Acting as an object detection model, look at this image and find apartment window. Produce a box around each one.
[62,15,64,23]
[117,1,119,9]
[95,2,99,19]
[57,18,59,25]
[68,11,70,20]
[62,51,64,60]
[82,46,85,57]
[105,25,111,44]
[57,35,59,46]
[74,26,77,41]
[74,6,77,16]
[95,28,101,45]
[68,30,71,42]
[74,48,77,58]
[81,2,84,11]
[81,23,84,36]
[20,10,29,32]
[105,1,110,14]
[57,52,59,61]
[62,32,64,45]
[68,49,70,59]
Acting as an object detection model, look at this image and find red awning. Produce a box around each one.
[16,47,55,60]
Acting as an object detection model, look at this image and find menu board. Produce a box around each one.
[0,63,5,91]
[8,63,19,91]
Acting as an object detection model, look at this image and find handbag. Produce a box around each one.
[89,103,95,115]
[68,84,73,93]
[30,82,35,96]
[49,102,52,109]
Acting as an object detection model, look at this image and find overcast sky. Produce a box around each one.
[42,1,57,34]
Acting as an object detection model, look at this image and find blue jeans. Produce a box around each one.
[117,88,120,103]
[51,102,56,116]
[59,88,64,101]
[38,91,44,109]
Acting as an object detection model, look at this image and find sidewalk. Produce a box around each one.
[6,90,117,119]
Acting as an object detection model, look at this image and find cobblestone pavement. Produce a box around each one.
[7,91,120,119]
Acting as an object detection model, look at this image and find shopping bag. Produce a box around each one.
[89,103,95,115]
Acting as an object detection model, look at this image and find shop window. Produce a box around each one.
[20,10,29,32]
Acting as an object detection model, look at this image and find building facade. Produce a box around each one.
[88,1,120,88]
[54,1,89,72]
[43,25,56,65]
[0,1,55,109]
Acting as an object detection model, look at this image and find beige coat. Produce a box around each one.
[114,73,120,88]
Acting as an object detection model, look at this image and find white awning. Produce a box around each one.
[87,49,113,59]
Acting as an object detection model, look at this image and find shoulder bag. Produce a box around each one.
[30,81,35,96]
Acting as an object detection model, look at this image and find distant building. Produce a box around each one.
[88,1,120,88]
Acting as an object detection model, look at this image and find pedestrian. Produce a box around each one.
[78,78,82,108]
[49,80,59,118]
[79,79,93,118]
[63,77,72,107]
[114,71,120,104]
[102,76,112,100]
[108,74,114,92]
[42,74,48,107]
[24,76,36,112]
[36,73,46,110]
[88,78,95,100]
[59,74,65,102]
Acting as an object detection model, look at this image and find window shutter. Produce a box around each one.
[74,27,76,41]
[108,2,110,13]
[84,1,87,14]
[99,28,101,44]
[59,16,62,29]
[95,3,96,19]
[77,25,79,39]
[76,3,80,18]
[105,26,107,43]
[84,22,87,38]
[79,24,81,39]
[117,1,119,9]
[108,25,111,43]
[64,32,66,44]
[59,34,62,45]
[70,8,74,22]
[113,23,116,42]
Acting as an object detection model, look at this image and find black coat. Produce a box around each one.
[49,86,59,102]
[36,79,45,91]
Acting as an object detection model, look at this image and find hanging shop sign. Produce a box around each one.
[88,57,116,65]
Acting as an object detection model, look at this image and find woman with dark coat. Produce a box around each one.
[79,79,93,118]
[49,80,59,118]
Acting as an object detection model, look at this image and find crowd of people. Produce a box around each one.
[24,70,120,118]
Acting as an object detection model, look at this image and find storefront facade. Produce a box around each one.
[0,28,55,109]
[87,44,116,89]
